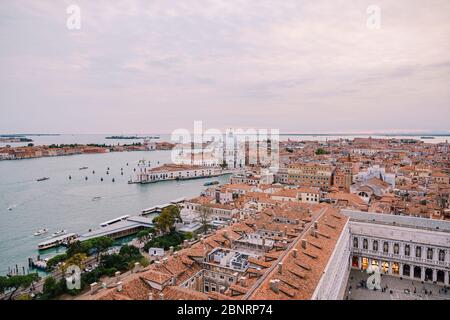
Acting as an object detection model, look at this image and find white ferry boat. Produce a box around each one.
[38,233,78,250]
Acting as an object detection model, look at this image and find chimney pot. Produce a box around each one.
[278,262,283,274]
[269,279,280,293]
[293,248,298,258]
[301,239,307,249]
[159,293,164,300]
[116,281,123,292]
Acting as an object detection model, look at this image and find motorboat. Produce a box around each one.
[34,228,48,236]
[204,180,220,186]
[79,166,88,170]
[37,177,50,182]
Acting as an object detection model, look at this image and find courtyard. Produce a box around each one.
[345,269,450,300]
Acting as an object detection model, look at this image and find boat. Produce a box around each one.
[37,177,50,182]
[79,166,88,170]
[38,233,78,250]
[204,180,220,186]
[51,230,67,237]
[420,136,435,139]
[7,205,16,211]
[34,228,48,236]
[92,196,102,201]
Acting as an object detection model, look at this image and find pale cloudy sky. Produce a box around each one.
[0,0,449,134]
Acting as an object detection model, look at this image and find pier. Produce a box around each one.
[78,199,186,242]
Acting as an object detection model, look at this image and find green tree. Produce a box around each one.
[315,148,330,155]
[41,277,65,300]
[0,273,39,300]
[89,236,114,259]
[143,232,186,251]
[46,253,68,271]
[153,205,181,234]
[61,253,87,273]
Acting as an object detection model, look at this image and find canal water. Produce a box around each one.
[0,149,231,275]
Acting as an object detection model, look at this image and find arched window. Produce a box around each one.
[405,245,410,256]
[439,250,445,262]
[394,243,399,255]
[383,242,389,253]
[363,239,368,250]
[373,240,378,251]
[427,248,433,260]
[353,237,359,248]
[416,246,422,258]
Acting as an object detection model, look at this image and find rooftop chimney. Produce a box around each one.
[239,276,246,287]
[148,292,154,300]
[183,239,189,248]
[310,229,317,237]
[293,248,298,258]
[169,246,174,254]
[116,281,123,292]
[159,293,164,300]
[269,279,280,294]
[313,221,318,230]
[301,239,307,249]
[133,262,141,273]
[278,262,283,274]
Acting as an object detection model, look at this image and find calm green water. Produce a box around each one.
[0,150,230,275]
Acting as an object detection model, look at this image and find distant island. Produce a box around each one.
[0,136,33,143]
[0,141,175,160]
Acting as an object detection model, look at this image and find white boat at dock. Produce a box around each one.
[34,228,48,236]
[38,233,78,250]
[51,230,67,237]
